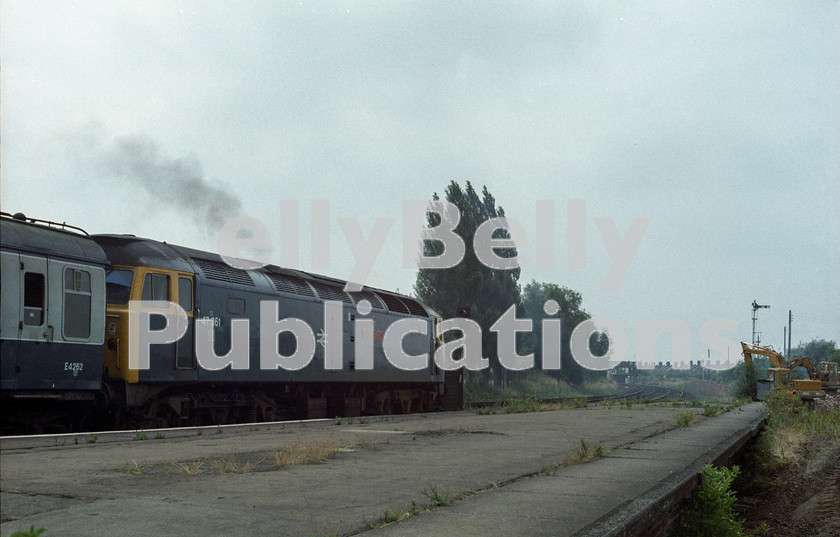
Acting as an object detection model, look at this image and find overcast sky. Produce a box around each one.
[2,2,838,364]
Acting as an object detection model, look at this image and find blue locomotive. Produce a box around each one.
[1,212,452,432]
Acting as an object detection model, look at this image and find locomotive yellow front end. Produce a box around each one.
[104,266,194,385]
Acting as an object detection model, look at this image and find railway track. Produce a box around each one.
[1,385,683,445]
[469,384,684,409]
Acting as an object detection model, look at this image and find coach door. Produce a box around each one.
[14,255,50,389]
[19,255,49,343]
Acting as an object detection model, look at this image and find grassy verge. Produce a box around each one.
[465,372,619,403]
[746,388,840,478]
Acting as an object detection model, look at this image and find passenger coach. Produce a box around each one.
[1,212,108,430]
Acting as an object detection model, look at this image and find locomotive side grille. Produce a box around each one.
[399,296,429,317]
[310,281,352,303]
[193,258,254,286]
[374,292,410,314]
[266,273,315,297]
[348,290,386,310]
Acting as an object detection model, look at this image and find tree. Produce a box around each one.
[520,281,604,385]
[413,181,521,385]
[732,360,758,400]
[791,339,838,364]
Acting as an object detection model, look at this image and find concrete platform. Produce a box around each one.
[0,403,766,537]
[368,404,766,537]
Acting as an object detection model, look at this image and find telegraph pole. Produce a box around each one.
[751,300,770,346]
[787,310,792,359]
[783,326,787,356]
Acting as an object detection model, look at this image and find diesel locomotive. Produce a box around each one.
[1,212,458,433]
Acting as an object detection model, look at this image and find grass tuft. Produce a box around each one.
[675,410,698,427]
[124,458,144,474]
[422,485,453,506]
[208,459,253,473]
[9,525,48,537]
[503,395,558,413]
[269,439,343,467]
[171,460,205,475]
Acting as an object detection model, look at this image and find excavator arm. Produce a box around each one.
[740,342,788,369]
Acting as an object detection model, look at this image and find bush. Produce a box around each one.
[732,361,758,400]
[762,387,805,417]
[671,465,766,537]
[762,386,840,437]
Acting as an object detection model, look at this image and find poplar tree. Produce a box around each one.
[413,181,521,385]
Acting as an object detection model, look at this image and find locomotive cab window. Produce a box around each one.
[63,268,91,339]
[105,269,134,304]
[23,272,45,326]
[141,273,170,301]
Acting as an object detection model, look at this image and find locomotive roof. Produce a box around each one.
[91,234,428,315]
[92,234,314,280]
[93,234,198,272]
[0,214,109,265]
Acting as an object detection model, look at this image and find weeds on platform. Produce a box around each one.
[9,526,47,537]
[365,500,423,528]
[674,410,697,427]
[541,438,605,475]
[133,430,148,441]
[503,394,557,413]
[703,404,726,417]
[171,460,205,475]
[572,438,604,462]
[124,458,144,474]
[422,485,453,506]
[208,459,253,473]
[558,397,588,409]
[270,439,343,467]
[670,465,767,537]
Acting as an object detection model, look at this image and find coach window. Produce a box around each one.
[63,268,92,339]
[105,269,134,304]
[178,277,193,312]
[23,272,45,326]
[141,273,170,301]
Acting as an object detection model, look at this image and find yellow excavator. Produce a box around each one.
[740,342,839,400]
